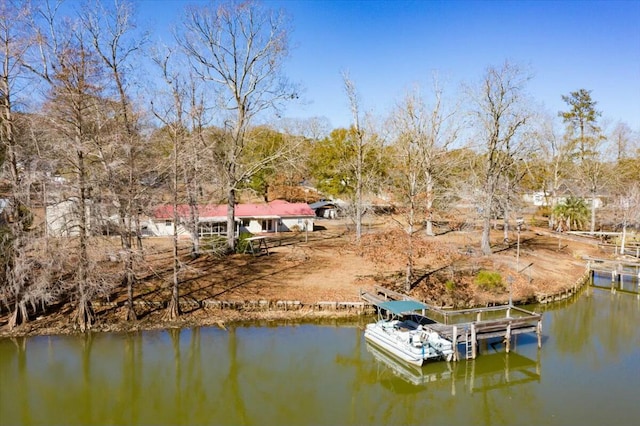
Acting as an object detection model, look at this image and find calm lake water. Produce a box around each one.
[1,277,639,426]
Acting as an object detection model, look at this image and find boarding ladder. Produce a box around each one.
[465,326,472,360]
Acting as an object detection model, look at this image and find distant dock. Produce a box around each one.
[360,285,542,361]
[585,256,640,294]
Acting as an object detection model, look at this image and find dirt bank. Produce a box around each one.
[0,219,604,338]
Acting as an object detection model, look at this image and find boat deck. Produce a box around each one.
[360,285,543,361]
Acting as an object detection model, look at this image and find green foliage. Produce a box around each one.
[613,157,640,187]
[239,127,287,199]
[244,173,270,200]
[560,89,603,160]
[474,270,504,291]
[307,128,353,196]
[553,196,589,231]
[519,157,548,193]
[445,280,456,293]
[560,89,601,133]
[235,231,254,254]
[307,127,388,198]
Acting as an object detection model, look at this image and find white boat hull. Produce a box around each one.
[364,319,454,367]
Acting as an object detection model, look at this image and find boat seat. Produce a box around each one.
[403,320,420,330]
[382,322,395,330]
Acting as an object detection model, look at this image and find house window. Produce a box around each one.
[198,222,227,237]
[165,220,172,227]
[260,219,275,232]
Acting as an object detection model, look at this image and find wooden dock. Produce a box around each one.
[360,285,543,361]
[585,256,640,276]
[585,256,640,295]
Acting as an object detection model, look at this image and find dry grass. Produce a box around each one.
[0,218,603,337]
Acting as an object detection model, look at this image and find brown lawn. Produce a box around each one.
[0,216,604,337]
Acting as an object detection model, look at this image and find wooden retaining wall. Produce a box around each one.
[93,298,373,313]
[92,262,607,315]
[534,270,590,304]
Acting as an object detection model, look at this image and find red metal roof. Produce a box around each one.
[153,200,315,220]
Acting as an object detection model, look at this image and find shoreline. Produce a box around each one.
[0,275,592,339]
[0,227,608,340]
[0,306,371,339]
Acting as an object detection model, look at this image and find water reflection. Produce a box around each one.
[1,290,639,426]
[591,270,640,294]
[366,341,540,395]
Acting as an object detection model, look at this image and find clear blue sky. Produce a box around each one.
[138,0,640,132]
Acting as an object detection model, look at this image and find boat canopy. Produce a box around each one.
[376,300,427,315]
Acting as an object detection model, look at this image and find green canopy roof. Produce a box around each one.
[376,300,427,315]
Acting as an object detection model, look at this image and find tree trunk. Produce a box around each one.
[135,213,143,251]
[227,187,236,252]
[124,255,137,321]
[405,262,412,294]
[119,213,137,321]
[503,216,509,243]
[590,191,597,233]
[8,300,28,330]
[424,172,435,236]
[76,149,94,332]
[549,188,557,230]
[74,291,95,332]
[165,215,180,320]
[189,194,200,258]
[355,135,363,241]
[227,118,239,252]
[166,126,181,320]
[481,218,492,256]
[405,203,415,293]
[481,192,493,255]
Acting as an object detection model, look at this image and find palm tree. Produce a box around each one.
[553,196,589,231]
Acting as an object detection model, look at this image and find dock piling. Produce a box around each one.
[452,325,459,361]
[471,324,477,359]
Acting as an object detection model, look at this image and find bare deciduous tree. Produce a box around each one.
[388,82,457,291]
[609,121,633,162]
[26,1,111,330]
[82,0,147,321]
[151,47,188,320]
[179,0,296,251]
[342,72,367,241]
[339,73,390,241]
[468,62,531,255]
[0,0,49,329]
[525,110,574,229]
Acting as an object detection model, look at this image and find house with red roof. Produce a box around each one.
[146,200,315,237]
